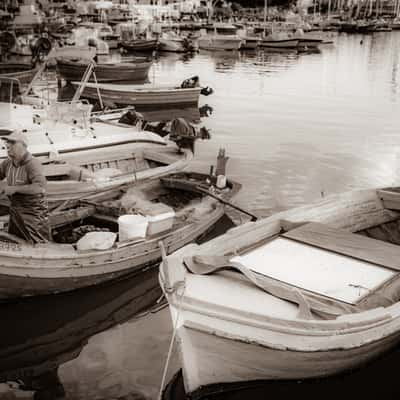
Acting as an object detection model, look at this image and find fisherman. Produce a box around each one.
[0,130,50,243]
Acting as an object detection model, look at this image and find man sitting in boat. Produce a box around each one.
[0,130,50,243]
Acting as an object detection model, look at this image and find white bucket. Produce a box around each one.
[118,214,148,242]
[216,175,227,189]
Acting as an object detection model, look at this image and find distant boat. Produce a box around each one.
[197,35,242,51]
[160,187,400,394]
[56,57,152,83]
[260,36,299,49]
[73,81,203,107]
[120,39,159,52]
[159,31,198,53]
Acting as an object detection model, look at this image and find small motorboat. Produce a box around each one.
[240,36,261,49]
[56,57,152,83]
[120,39,159,52]
[260,33,299,49]
[160,187,400,394]
[73,77,210,108]
[0,171,241,299]
[292,29,323,49]
[159,31,198,53]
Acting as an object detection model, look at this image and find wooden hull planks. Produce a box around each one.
[56,58,153,83]
[75,82,202,107]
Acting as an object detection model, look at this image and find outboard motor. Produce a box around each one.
[169,117,211,153]
[31,37,52,65]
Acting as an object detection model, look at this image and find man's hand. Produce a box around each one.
[3,185,17,196]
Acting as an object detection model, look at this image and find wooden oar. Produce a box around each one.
[195,185,258,221]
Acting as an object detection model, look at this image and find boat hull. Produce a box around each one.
[177,322,400,393]
[0,199,224,300]
[297,38,323,48]
[76,83,201,107]
[120,39,159,52]
[56,59,152,83]
[240,38,260,49]
[259,39,299,48]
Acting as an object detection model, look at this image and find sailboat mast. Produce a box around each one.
[263,0,267,35]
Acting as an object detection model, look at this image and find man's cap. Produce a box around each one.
[2,130,28,146]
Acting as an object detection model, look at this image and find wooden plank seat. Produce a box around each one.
[283,222,400,271]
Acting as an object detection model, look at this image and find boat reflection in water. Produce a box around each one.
[0,266,163,399]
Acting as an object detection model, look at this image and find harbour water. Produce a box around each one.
[2,31,400,399]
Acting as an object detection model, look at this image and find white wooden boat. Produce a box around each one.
[73,81,202,107]
[160,187,400,394]
[0,146,193,208]
[0,172,241,299]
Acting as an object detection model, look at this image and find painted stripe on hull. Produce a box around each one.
[179,325,400,393]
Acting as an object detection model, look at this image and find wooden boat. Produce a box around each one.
[56,57,152,83]
[160,187,400,394]
[73,81,202,107]
[120,39,159,52]
[0,145,193,209]
[0,172,241,299]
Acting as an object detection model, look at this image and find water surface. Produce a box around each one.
[3,31,400,399]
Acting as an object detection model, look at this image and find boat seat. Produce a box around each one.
[283,222,400,271]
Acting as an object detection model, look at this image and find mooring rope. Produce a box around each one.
[157,282,185,400]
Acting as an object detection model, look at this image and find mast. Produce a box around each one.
[263,0,267,35]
